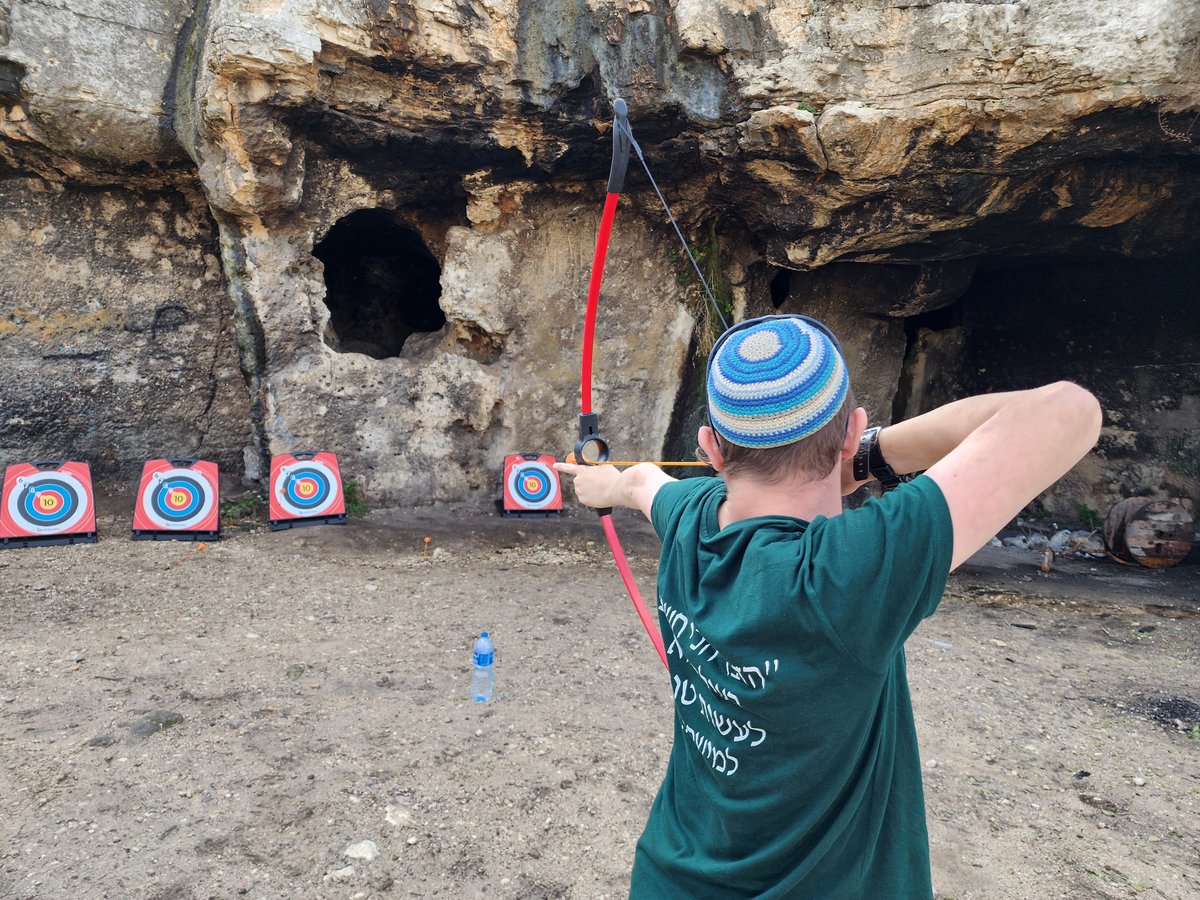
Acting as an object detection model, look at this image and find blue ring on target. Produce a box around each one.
[152,477,205,522]
[285,468,331,510]
[20,479,78,526]
[514,465,552,503]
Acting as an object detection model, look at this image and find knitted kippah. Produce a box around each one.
[706,317,849,448]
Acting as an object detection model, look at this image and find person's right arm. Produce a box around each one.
[553,461,674,521]
[873,383,1102,571]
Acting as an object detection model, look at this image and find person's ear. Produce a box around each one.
[698,424,726,473]
[840,407,868,459]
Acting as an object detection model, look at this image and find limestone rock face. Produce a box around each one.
[0,178,250,478]
[0,0,1197,512]
[0,0,191,176]
[261,178,694,503]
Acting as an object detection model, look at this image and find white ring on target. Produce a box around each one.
[7,471,91,535]
[139,468,216,530]
[275,460,340,518]
[506,460,559,511]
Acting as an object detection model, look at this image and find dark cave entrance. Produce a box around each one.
[895,252,1200,517]
[314,209,446,359]
[769,269,791,308]
[897,253,1200,411]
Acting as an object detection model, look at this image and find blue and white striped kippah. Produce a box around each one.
[706,317,849,448]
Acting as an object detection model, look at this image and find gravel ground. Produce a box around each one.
[0,501,1197,899]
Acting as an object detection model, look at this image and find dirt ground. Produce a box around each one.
[1,495,1198,900]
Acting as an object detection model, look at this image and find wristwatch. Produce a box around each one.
[853,426,911,492]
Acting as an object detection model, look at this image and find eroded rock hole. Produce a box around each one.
[769,269,791,308]
[314,209,445,359]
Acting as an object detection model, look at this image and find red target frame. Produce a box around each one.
[0,460,98,548]
[132,458,220,541]
[501,453,562,518]
[269,451,346,531]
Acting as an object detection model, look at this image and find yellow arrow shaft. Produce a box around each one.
[602,460,710,467]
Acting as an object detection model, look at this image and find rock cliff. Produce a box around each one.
[1,0,1197,516]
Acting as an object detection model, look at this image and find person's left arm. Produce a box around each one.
[553,462,675,521]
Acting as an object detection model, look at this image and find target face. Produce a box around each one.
[5,470,91,536]
[274,459,340,518]
[505,459,559,511]
[139,468,216,530]
[131,459,219,536]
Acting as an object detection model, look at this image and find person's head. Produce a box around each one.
[701,315,862,484]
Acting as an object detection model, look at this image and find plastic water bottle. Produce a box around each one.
[471,631,494,702]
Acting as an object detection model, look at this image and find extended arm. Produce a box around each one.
[850,383,1102,571]
[553,461,676,521]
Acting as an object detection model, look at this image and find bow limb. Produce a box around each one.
[602,514,668,667]
[579,192,620,423]
[577,99,669,670]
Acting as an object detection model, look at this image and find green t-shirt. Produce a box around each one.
[631,475,953,899]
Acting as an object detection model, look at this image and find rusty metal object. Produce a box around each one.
[1105,498,1195,568]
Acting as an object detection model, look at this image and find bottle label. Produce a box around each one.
[474,651,493,666]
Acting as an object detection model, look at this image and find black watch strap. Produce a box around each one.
[853,426,910,491]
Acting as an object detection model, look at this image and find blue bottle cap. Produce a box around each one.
[481,631,488,637]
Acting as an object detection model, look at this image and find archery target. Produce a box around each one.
[138,467,216,531]
[2,464,94,538]
[502,454,562,514]
[508,460,556,509]
[270,453,345,525]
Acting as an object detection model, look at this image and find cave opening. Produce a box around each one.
[769,269,791,308]
[934,252,1199,401]
[897,251,1200,514]
[313,208,446,359]
[711,249,1200,517]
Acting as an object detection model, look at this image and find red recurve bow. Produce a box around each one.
[574,99,730,669]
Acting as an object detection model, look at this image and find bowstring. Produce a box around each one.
[616,118,731,334]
